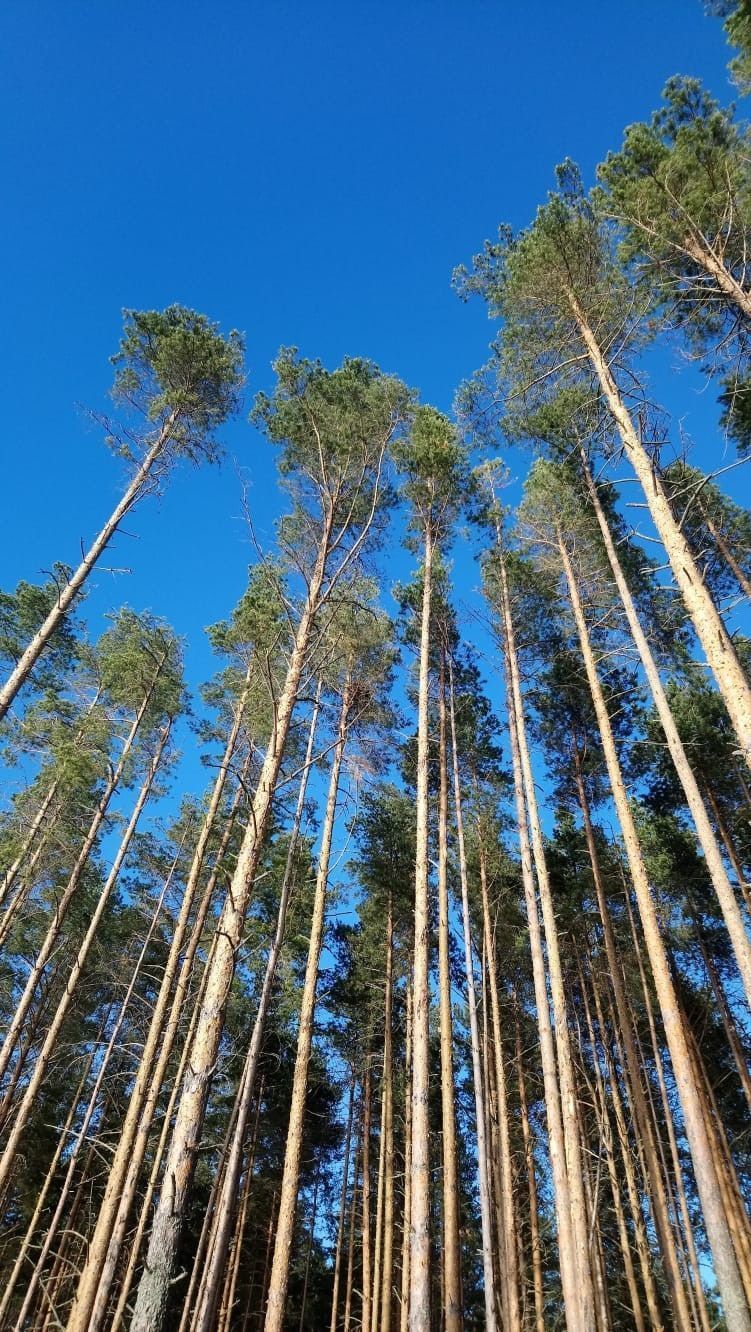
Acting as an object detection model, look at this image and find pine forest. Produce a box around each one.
[4,3,751,1329]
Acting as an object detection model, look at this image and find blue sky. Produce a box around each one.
[0,0,740,810]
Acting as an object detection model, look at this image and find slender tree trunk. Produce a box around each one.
[67,680,250,1330]
[0,1019,104,1328]
[580,968,647,1332]
[704,513,751,602]
[0,776,59,909]
[125,523,335,1332]
[447,658,498,1331]
[343,1132,361,1332]
[191,687,324,1332]
[500,560,593,1329]
[0,721,169,1198]
[362,1054,374,1332]
[558,528,751,1330]
[623,896,713,1332]
[298,1167,322,1332]
[570,294,751,768]
[498,575,582,1330]
[697,933,751,1115]
[400,984,413,1332]
[409,528,434,1332]
[0,418,178,721]
[379,893,396,1332]
[107,773,249,1332]
[330,1076,357,1332]
[0,420,183,725]
[263,679,352,1332]
[7,845,180,1329]
[515,1011,545,1332]
[436,652,463,1332]
[0,668,162,1087]
[477,835,520,1332]
[580,445,751,1005]
[682,231,751,323]
[573,755,691,1329]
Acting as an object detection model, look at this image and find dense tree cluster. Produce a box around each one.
[3,10,751,1331]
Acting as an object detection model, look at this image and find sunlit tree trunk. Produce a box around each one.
[558,528,750,1329]
[192,687,324,1332]
[500,559,594,1328]
[0,415,178,721]
[514,1007,545,1332]
[400,983,413,1332]
[409,528,434,1332]
[330,1075,357,1332]
[379,892,396,1332]
[0,664,163,1088]
[436,652,463,1332]
[477,834,520,1332]
[573,752,692,1329]
[67,679,250,1329]
[448,657,498,1330]
[0,720,169,1198]
[263,679,352,1332]
[569,295,751,767]
[580,445,751,1005]
[497,563,582,1329]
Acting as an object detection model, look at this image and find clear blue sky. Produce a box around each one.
[0,0,738,798]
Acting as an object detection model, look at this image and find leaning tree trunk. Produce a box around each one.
[0,662,164,1088]
[125,518,334,1332]
[0,412,178,721]
[497,564,583,1330]
[558,527,751,1330]
[262,678,352,1332]
[501,560,595,1328]
[573,751,693,1330]
[330,1076,357,1332]
[477,833,520,1332]
[6,843,179,1329]
[0,720,169,1198]
[378,890,396,1332]
[448,658,498,1332]
[569,290,751,768]
[580,445,751,1007]
[436,652,463,1332]
[192,684,323,1332]
[409,526,435,1332]
[66,677,251,1331]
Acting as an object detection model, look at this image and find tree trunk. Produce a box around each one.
[0,665,163,1088]
[477,834,520,1332]
[127,521,333,1332]
[580,445,751,1006]
[448,657,498,1331]
[379,892,396,1332]
[515,1010,545,1332]
[437,652,463,1332]
[330,1075,357,1332]
[8,845,179,1329]
[400,984,413,1332]
[573,753,692,1329]
[108,769,250,1330]
[0,416,177,721]
[501,559,595,1328]
[569,292,751,768]
[558,528,751,1330]
[67,679,251,1331]
[0,720,169,1199]
[263,679,352,1332]
[192,685,323,1332]
[409,527,434,1332]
